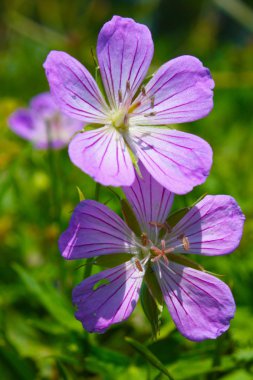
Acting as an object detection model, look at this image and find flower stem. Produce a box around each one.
[83,182,101,279]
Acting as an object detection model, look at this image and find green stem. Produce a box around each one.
[83,182,101,280]
[46,122,65,287]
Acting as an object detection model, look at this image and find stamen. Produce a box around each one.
[118,89,123,103]
[128,101,141,113]
[126,80,131,92]
[141,232,149,246]
[144,111,157,117]
[150,96,155,108]
[124,114,129,126]
[179,234,190,251]
[149,221,172,233]
[150,241,172,265]
[141,86,146,96]
[135,259,143,272]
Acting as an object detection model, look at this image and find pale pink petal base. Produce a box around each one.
[69,126,135,186]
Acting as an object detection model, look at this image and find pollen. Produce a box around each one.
[144,111,157,117]
[135,259,143,272]
[150,96,155,108]
[179,234,190,251]
[141,232,149,246]
[118,89,123,103]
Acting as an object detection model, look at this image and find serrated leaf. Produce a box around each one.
[125,337,175,380]
[121,198,142,236]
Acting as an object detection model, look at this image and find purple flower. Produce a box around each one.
[59,163,245,341]
[44,16,214,194]
[8,92,83,149]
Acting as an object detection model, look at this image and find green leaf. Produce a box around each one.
[125,337,175,380]
[121,198,142,236]
[13,264,81,332]
[140,282,161,339]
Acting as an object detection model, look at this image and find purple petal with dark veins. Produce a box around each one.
[167,195,245,256]
[43,51,109,123]
[73,260,144,332]
[68,126,135,186]
[131,55,214,125]
[59,200,139,259]
[123,161,174,241]
[126,127,212,194]
[153,260,235,341]
[97,16,154,108]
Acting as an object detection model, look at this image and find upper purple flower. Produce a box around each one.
[8,92,83,149]
[43,16,214,194]
[59,163,245,341]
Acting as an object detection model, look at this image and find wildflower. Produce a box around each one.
[44,16,214,194]
[8,92,83,149]
[59,163,245,341]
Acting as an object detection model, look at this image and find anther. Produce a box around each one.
[179,234,190,251]
[150,96,155,108]
[141,232,149,246]
[124,114,129,126]
[135,259,143,272]
[126,80,131,92]
[141,86,146,96]
[118,89,123,103]
[144,111,157,117]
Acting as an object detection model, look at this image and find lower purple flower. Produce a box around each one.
[8,92,83,149]
[59,164,245,341]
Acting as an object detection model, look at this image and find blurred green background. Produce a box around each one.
[1,0,253,379]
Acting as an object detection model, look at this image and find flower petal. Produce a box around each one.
[43,51,109,123]
[167,195,245,256]
[8,109,34,140]
[153,261,235,341]
[59,200,138,259]
[68,126,135,186]
[131,55,214,125]
[123,162,174,241]
[73,260,145,332]
[30,92,58,115]
[126,126,212,194]
[97,15,154,108]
